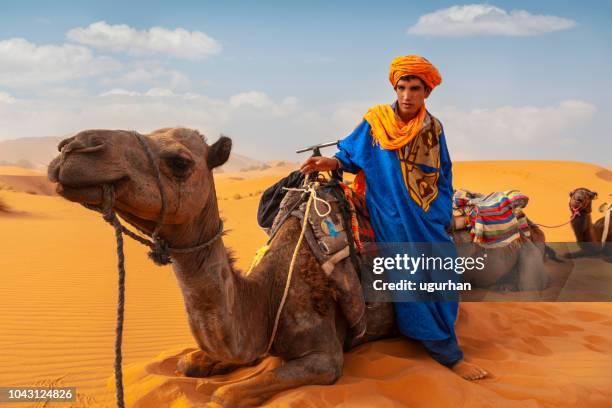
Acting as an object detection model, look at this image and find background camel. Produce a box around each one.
[566,188,612,262]
[48,128,398,407]
[451,207,557,291]
[451,223,552,292]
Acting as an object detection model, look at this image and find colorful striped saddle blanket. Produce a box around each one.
[453,189,531,248]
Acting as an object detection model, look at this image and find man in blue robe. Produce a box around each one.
[300,55,488,380]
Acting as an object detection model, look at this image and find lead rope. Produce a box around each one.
[532,207,581,229]
[96,185,126,408]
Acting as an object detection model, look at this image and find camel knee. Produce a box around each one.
[302,352,343,384]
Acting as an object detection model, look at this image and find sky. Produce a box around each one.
[0,1,610,165]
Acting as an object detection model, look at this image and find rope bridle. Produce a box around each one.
[76,131,223,408]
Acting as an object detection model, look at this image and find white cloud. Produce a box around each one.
[0,91,16,104]
[408,4,576,37]
[0,38,121,87]
[1,89,298,140]
[99,87,197,98]
[1,87,602,162]
[67,21,221,59]
[100,67,191,91]
[99,88,141,97]
[144,87,177,97]
[439,100,596,159]
[229,91,273,108]
[229,91,299,116]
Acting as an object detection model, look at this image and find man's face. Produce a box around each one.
[395,77,431,119]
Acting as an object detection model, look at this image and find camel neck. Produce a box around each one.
[168,189,273,364]
[572,212,597,242]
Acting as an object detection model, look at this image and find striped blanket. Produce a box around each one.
[453,189,531,248]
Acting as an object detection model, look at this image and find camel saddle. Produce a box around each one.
[267,178,376,338]
[453,188,531,248]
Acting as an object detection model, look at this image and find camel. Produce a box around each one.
[451,220,552,292]
[48,128,400,407]
[565,188,612,262]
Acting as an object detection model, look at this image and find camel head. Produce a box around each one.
[48,128,231,236]
[569,187,598,214]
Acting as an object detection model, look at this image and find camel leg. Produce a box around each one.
[176,350,251,378]
[517,240,550,291]
[208,351,343,408]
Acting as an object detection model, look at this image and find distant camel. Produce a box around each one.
[451,219,552,292]
[565,188,612,262]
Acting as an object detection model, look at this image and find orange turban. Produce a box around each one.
[389,55,442,89]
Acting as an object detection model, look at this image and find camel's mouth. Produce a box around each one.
[56,177,129,205]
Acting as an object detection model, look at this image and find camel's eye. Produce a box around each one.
[164,155,194,178]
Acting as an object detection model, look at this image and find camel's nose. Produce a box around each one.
[58,133,106,155]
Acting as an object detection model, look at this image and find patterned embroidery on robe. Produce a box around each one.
[396,113,442,212]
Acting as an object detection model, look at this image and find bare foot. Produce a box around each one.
[451,360,489,380]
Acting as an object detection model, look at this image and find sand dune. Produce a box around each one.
[0,160,610,407]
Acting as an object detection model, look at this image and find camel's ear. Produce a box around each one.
[208,136,232,169]
[590,191,598,200]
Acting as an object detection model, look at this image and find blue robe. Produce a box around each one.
[334,113,458,341]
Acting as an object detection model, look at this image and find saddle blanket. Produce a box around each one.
[453,189,531,248]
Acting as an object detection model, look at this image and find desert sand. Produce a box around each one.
[0,160,611,407]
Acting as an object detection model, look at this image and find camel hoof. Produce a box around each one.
[177,351,214,377]
[176,350,227,378]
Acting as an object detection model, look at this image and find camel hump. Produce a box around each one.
[266,178,370,335]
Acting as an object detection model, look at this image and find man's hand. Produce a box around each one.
[299,156,340,174]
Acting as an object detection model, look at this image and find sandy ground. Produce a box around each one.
[0,161,611,407]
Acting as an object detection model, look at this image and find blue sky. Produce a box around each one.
[0,1,610,165]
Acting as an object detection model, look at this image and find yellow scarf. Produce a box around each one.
[351,104,426,196]
[364,104,426,150]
